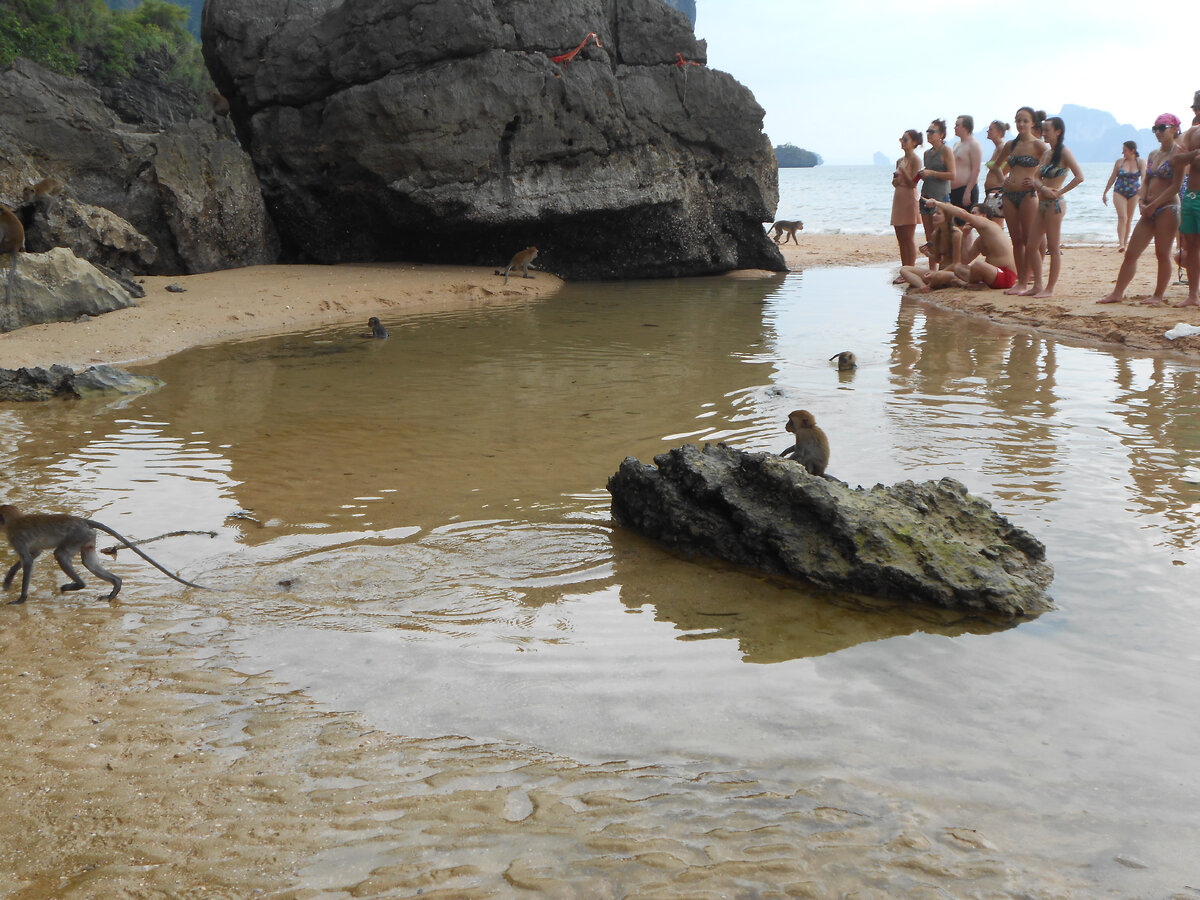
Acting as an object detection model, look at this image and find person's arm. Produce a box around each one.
[950,229,963,267]
[1101,159,1120,205]
[941,144,957,184]
[926,198,990,232]
[967,142,982,194]
[1051,148,1084,199]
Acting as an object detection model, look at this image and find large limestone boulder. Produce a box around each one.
[0,248,137,333]
[608,443,1055,617]
[22,194,158,274]
[0,364,163,402]
[0,58,278,275]
[202,0,783,279]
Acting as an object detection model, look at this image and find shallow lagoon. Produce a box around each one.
[5,265,1199,895]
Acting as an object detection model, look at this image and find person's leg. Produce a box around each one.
[1002,197,1026,292]
[1113,194,1131,250]
[1145,208,1181,305]
[1176,194,1200,307]
[1008,195,1039,293]
[1021,209,1046,295]
[1032,206,1064,297]
[1099,212,1154,303]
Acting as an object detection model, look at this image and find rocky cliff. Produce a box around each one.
[0,58,277,276]
[202,0,782,279]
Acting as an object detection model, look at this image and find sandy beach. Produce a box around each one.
[2,236,1198,372]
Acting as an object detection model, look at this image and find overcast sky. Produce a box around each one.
[694,0,1197,165]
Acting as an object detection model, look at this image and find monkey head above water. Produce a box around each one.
[496,246,538,284]
[366,316,389,339]
[0,504,214,604]
[830,351,857,370]
[779,409,830,477]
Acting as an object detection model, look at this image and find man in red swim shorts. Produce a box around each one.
[923,200,1019,290]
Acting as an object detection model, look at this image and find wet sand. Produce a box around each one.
[0,241,1183,896]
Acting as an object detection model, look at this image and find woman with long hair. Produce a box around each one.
[891,129,923,274]
[995,107,1048,294]
[1098,114,1185,306]
[1101,141,1144,252]
[918,119,956,245]
[897,203,962,292]
[1018,117,1084,297]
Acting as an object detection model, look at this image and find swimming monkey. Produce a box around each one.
[830,351,857,370]
[366,316,389,339]
[497,246,538,284]
[0,204,24,305]
[0,504,214,604]
[769,220,804,244]
[779,409,829,477]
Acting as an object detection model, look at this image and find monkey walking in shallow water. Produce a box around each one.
[496,246,538,284]
[778,409,829,477]
[0,504,214,604]
[0,203,24,305]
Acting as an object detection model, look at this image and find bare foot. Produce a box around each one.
[1139,297,1166,307]
[1018,286,1042,297]
[892,275,907,284]
[1031,289,1054,299]
[918,284,931,293]
[1004,285,1027,295]
[1097,294,1123,304]
[1118,246,1126,253]
[1173,298,1200,308]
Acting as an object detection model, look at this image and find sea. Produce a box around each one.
[779,162,1122,243]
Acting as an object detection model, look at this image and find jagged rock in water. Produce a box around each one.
[0,364,162,402]
[201,0,782,279]
[608,443,1055,616]
[0,248,137,334]
[0,58,278,275]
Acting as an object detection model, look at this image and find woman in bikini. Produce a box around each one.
[1098,114,1185,306]
[891,129,923,275]
[918,119,956,246]
[897,203,962,293]
[995,107,1048,294]
[1018,117,1084,297]
[1101,141,1144,252]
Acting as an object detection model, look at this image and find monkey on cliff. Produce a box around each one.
[0,504,214,604]
[0,204,24,305]
[778,409,829,477]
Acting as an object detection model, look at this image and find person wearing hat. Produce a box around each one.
[1171,91,1200,307]
[1099,113,1185,306]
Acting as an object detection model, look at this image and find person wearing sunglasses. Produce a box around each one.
[1098,114,1185,306]
[917,119,956,246]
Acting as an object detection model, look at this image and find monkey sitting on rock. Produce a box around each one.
[778,409,829,477]
[0,504,213,604]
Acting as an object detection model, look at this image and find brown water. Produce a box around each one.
[3,266,1199,896]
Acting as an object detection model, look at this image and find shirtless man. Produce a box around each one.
[949,115,983,214]
[921,199,1018,290]
[1172,91,1200,307]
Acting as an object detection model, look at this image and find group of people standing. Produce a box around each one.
[890,95,1200,309]
[893,108,1083,297]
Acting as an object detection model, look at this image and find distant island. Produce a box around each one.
[775,144,822,168]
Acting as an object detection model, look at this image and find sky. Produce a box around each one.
[693,0,1198,165]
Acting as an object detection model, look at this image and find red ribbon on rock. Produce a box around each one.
[551,32,603,64]
[675,53,701,67]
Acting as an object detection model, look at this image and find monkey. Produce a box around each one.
[0,204,24,306]
[0,504,214,604]
[21,177,65,206]
[365,316,388,339]
[778,409,829,477]
[496,246,538,284]
[829,351,857,371]
[769,220,803,245]
[206,90,235,138]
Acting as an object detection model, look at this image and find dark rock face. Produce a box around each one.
[608,443,1055,616]
[202,0,782,279]
[0,58,278,276]
[0,364,163,402]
